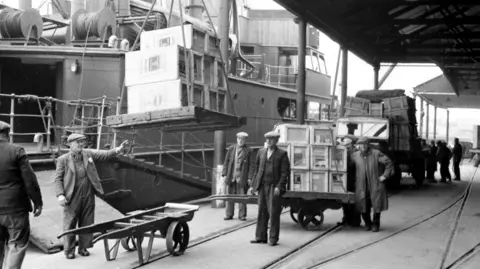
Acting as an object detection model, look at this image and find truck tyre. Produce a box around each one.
[412,159,426,187]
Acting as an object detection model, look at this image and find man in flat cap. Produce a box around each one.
[222,132,254,221]
[54,133,129,259]
[351,137,393,232]
[249,131,290,246]
[0,121,43,269]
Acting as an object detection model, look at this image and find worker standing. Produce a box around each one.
[452,138,463,181]
[426,140,438,183]
[351,137,394,232]
[437,141,452,183]
[249,131,290,246]
[54,134,128,259]
[222,132,254,221]
[0,121,43,269]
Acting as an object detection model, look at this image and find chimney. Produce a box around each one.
[19,0,32,10]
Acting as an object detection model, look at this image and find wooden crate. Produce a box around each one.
[310,171,329,192]
[344,108,368,117]
[127,79,206,114]
[275,124,310,144]
[345,96,370,111]
[291,144,310,169]
[330,172,347,193]
[140,24,221,56]
[290,169,310,192]
[310,126,333,145]
[384,108,416,124]
[310,145,329,170]
[369,103,384,117]
[329,145,347,172]
[383,96,415,111]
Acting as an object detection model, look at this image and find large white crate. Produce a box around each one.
[140,25,221,55]
[290,169,310,192]
[310,126,333,145]
[329,145,347,172]
[310,145,329,170]
[310,171,329,192]
[291,144,310,169]
[275,124,310,144]
[329,172,347,193]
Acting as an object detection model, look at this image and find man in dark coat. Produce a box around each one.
[351,137,394,232]
[426,140,438,183]
[452,138,463,181]
[437,141,452,183]
[0,121,43,269]
[338,135,360,227]
[54,133,128,259]
[222,132,254,221]
[249,131,290,246]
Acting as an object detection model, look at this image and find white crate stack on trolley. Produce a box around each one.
[125,24,225,114]
[273,124,348,194]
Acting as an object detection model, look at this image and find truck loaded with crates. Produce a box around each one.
[335,89,425,188]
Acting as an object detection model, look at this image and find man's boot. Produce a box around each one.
[372,213,381,232]
[362,213,372,231]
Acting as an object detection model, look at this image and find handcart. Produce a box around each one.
[57,203,199,266]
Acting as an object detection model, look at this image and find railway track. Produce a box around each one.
[261,169,479,269]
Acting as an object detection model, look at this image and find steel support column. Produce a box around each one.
[296,17,307,124]
[419,99,424,137]
[211,0,230,208]
[426,103,430,140]
[433,106,437,140]
[340,47,348,117]
[446,110,450,143]
[373,62,380,90]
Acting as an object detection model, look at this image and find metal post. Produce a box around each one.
[112,97,121,147]
[296,17,307,125]
[446,110,450,143]
[373,62,380,90]
[426,103,430,140]
[9,94,14,143]
[46,100,52,151]
[433,106,437,141]
[212,0,230,208]
[96,96,106,150]
[419,99,424,137]
[339,47,348,117]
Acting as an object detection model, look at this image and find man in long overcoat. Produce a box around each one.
[452,138,463,181]
[351,137,394,232]
[0,121,43,269]
[222,132,254,221]
[426,140,438,182]
[437,141,452,183]
[54,133,128,259]
[249,131,290,246]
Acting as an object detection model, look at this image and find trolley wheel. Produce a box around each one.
[166,221,190,256]
[120,236,137,251]
[297,209,324,231]
[290,209,298,223]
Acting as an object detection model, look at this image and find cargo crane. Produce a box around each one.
[335,90,426,188]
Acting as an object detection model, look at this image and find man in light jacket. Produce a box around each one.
[54,133,128,259]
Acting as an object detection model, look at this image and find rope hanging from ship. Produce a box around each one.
[0,8,43,39]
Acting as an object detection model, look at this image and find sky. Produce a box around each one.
[3,0,479,143]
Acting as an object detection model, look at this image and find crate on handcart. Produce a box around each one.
[329,145,347,172]
[310,145,329,170]
[310,171,329,192]
[330,172,347,193]
[310,126,333,145]
[275,124,310,144]
[290,169,310,192]
[291,144,310,169]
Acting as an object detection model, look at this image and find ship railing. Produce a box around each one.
[0,93,116,153]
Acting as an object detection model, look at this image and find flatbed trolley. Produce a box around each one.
[57,203,199,266]
[210,191,355,231]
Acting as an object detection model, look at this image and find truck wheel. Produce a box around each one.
[412,159,425,187]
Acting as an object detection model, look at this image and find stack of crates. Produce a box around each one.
[344,96,370,116]
[383,96,417,151]
[125,24,226,114]
[274,124,348,193]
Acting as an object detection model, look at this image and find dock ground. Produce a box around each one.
[23,163,480,269]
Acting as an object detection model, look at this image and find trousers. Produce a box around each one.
[453,160,461,180]
[0,212,30,269]
[440,161,452,181]
[225,182,247,218]
[255,184,282,243]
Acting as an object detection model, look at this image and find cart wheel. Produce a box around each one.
[290,210,298,223]
[166,221,190,256]
[298,209,324,231]
[120,236,137,251]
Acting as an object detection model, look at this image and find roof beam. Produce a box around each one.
[347,16,480,26]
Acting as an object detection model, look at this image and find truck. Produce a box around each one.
[334,90,426,189]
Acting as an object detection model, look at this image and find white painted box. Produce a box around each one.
[310,145,329,170]
[290,169,310,192]
[310,126,333,145]
[291,144,310,169]
[329,145,347,172]
[329,172,347,193]
[275,124,310,144]
[310,171,329,192]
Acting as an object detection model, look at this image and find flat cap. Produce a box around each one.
[356,136,369,144]
[264,131,280,138]
[67,133,86,143]
[0,121,10,131]
[236,132,248,138]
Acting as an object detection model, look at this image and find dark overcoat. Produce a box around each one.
[221,145,254,188]
[351,148,394,213]
[54,149,117,204]
[251,147,290,193]
[427,145,438,171]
